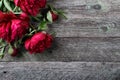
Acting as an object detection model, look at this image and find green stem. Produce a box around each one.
[30,24,37,33]
[33,17,40,21]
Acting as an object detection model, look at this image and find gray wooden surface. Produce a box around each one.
[0,0,120,80]
[0,62,120,80]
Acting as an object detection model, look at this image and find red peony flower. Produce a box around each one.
[51,11,58,21]
[11,48,18,57]
[0,12,29,42]
[14,0,46,16]
[25,32,53,54]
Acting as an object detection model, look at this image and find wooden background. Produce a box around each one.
[0,0,120,80]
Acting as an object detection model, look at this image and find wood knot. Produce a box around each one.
[92,4,101,10]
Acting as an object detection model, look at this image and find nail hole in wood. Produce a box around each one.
[3,71,7,74]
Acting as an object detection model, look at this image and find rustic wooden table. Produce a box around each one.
[0,0,120,80]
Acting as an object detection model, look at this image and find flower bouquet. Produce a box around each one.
[0,0,66,58]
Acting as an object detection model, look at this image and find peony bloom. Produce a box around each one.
[14,0,46,16]
[0,12,29,42]
[25,32,53,54]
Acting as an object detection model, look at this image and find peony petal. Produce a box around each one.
[14,0,20,6]
[14,0,46,16]
[25,38,31,50]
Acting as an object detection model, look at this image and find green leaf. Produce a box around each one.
[50,31,56,37]
[0,54,4,59]
[9,0,14,2]
[0,39,7,49]
[3,7,7,12]
[0,47,5,59]
[47,4,54,11]
[0,0,3,9]
[56,10,67,19]
[0,39,2,43]
[3,0,13,12]
[8,47,13,54]
[47,11,53,23]
[60,12,67,19]
[38,21,48,30]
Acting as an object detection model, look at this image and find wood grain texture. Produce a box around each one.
[0,0,120,62]
[1,38,120,62]
[48,0,120,37]
[0,62,120,80]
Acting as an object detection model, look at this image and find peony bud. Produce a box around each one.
[50,11,58,21]
[9,48,18,57]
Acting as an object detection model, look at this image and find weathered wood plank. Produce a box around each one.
[1,37,120,62]
[0,0,120,62]
[0,62,120,80]
[48,0,120,37]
